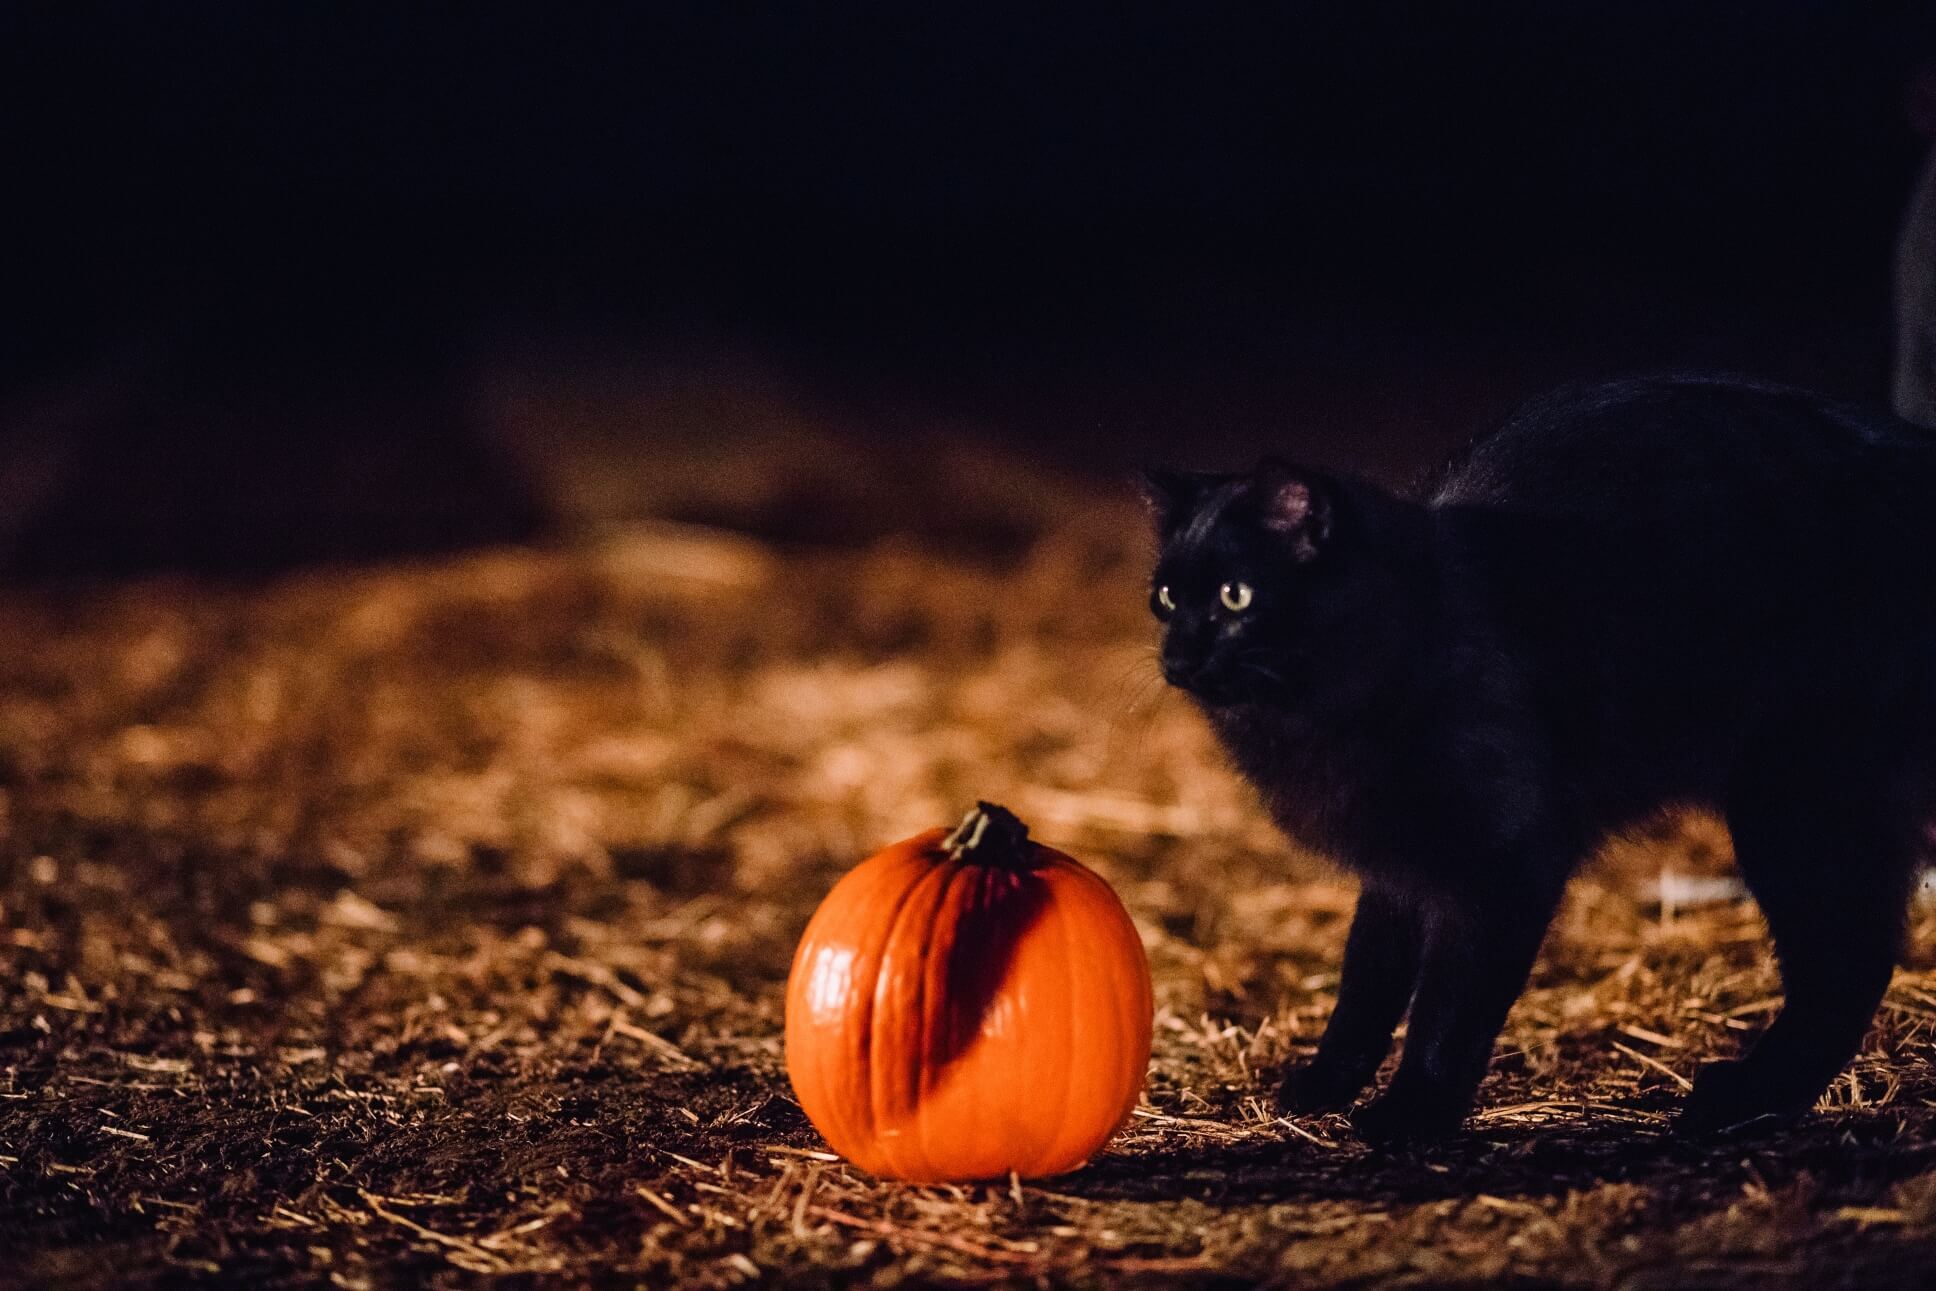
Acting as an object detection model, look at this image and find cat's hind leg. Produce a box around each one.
[1682,745,1921,1133]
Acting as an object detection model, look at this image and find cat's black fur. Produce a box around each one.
[1145,374,1936,1143]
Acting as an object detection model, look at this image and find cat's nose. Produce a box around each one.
[1161,653,1201,688]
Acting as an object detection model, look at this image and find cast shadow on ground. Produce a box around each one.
[1064,1109,1936,1211]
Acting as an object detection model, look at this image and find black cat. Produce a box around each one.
[1145,374,1936,1143]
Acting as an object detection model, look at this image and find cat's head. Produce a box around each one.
[1142,458,1359,708]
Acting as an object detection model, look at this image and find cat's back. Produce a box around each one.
[1419,375,1936,765]
[1427,374,1936,528]
[1416,375,1936,806]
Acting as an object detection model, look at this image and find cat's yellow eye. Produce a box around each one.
[1155,585,1176,614]
[1219,581,1253,612]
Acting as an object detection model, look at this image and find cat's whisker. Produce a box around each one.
[1235,659,1288,688]
[1094,648,1166,708]
[1093,651,1176,756]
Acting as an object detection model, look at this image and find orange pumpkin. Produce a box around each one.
[785,803,1153,1181]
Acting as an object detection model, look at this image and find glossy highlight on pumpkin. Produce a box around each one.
[784,803,1154,1181]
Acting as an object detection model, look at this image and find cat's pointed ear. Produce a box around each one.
[1138,465,1213,531]
[1254,458,1332,561]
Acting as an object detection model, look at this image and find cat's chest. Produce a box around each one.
[1207,705,1438,874]
[1212,709,1377,846]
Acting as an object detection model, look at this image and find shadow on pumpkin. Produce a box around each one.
[919,860,1057,1084]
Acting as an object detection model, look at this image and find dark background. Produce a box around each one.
[4,4,1933,575]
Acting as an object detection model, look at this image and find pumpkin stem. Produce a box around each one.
[941,801,1032,866]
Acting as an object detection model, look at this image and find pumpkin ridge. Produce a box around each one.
[789,841,933,1172]
[847,845,944,1168]
[1040,868,1082,1175]
[1074,859,1152,1142]
[914,859,979,1178]
[901,858,1056,1176]
[870,853,957,1180]
[1109,867,1154,1138]
[1106,871,1150,1145]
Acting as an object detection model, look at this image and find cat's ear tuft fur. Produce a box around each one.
[1139,465,1212,531]
[1255,458,1332,561]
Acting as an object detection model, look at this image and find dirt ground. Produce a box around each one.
[5,481,1936,1289]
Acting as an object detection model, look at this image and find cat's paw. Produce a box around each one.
[1349,1088,1468,1146]
[1275,1059,1369,1114]
[1676,1060,1811,1136]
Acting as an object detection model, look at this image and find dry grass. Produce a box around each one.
[3,498,1936,1288]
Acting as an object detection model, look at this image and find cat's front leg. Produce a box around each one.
[1277,882,1421,1113]
[1351,875,1565,1144]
